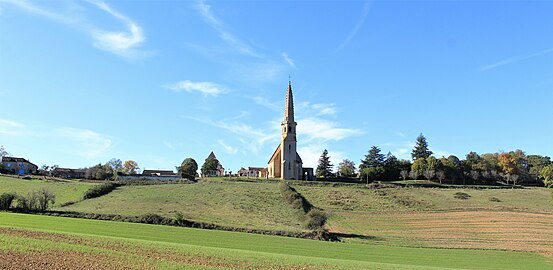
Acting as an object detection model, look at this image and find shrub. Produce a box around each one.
[14,189,55,212]
[0,193,16,210]
[36,188,55,211]
[174,212,186,226]
[83,183,118,200]
[139,213,172,225]
[454,192,471,200]
[304,208,328,230]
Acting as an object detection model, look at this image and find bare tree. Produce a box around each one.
[436,170,446,184]
[423,169,436,181]
[400,170,409,180]
[36,188,55,211]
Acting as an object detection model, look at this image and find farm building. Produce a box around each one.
[1,157,38,175]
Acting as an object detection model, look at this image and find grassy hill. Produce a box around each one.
[60,179,304,232]
[2,175,553,258]
[296,184,553,254]
[0,175,96,206]
[1,212,551,270]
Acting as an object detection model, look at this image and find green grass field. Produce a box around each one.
[1,212,552,269]
[61,179,304,232]
[0,175,96,206]
[2,175,553,259]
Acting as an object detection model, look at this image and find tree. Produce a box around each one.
[442,155,461,183]
[541,164,553,187]
[411,134,432,160]
[36,188,55,211]
[337,159,356,177]
[424,156,442,181]
[85,163,112,180]
[528,155,552,183]
[383,153,401,181]
[498,152,518,184]
[123,160,140,175]
[360,146,385,169]
[411,158,428,179]
[201,154,220,177]
[0,145,9,157]
[106,158,123,173]
[179,158,198,181]
[315,149,333,178]
[361,167,384,183]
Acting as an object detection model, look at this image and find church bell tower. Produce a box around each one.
[280,81,300,179]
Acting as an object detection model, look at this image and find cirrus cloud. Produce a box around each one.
[165,80,227,97]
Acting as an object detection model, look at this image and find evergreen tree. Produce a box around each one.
[316,149,333,178]
[383,152,401,181]
[411,133,433,160]
[360,146,385,169]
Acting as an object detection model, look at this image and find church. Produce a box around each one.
[267,81,313,180]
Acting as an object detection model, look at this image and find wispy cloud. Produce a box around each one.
[165,80,227,97]
[0,119,26,136]
[250,96,281,111]
[57,128,112,158]
[218,140,238,154]
[298,102,338,117]
[479,47,553,71]
[298,117,362,143]
[196,0,262,58]
[335,0,373,52]
[395,131,406,138]
[189,116,279,154]
[87,0,145,58]
[0,0,146,58]
[281,52,296,68]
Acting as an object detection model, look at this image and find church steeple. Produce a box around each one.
[284,81,295,123]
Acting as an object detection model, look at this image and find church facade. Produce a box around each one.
[268,82,304,180]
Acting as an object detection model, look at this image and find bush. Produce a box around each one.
[279,181,313,213]
[304,209,328,230]
[0,193,16,210]
[139,213,172,225]
[454,192,471,200]
[83,183,118,200]
[15,188,55,212]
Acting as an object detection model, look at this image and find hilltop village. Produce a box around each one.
[1,81,552,187]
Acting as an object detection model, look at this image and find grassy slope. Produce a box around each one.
[296,185,553,212]
[1,212,552,270]
[0,175,96,206]
[61,179,304,232]
[296,185,553,253]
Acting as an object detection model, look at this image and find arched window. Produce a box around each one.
[289,144,291,150]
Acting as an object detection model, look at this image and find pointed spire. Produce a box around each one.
[284,80,294,122]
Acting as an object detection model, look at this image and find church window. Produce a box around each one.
[288,162,291,170]
[289,144,291,150]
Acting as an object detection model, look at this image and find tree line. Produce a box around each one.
[316,134,553,186]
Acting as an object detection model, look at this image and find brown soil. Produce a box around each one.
[0,250,136,270]
[0,227,327,270]
[333,211,553,256]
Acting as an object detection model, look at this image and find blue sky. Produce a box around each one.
[1,0,552,172]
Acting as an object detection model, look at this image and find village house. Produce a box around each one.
[202,152,225,177]
[142,169,177,177]
[51,167,86,179]
[1,157,38,175]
